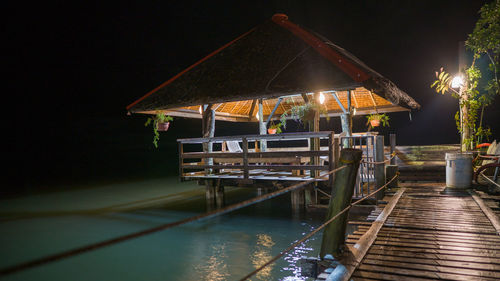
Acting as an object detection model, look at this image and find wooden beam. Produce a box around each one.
[265,97,282,125]
[331,92,347,113]
[301,93,309,103]
[177,131,335,144]
[212,103,223,111]
[248,99,257,121]
[470,191,500,234]
[351,90,359,108]
[368,90,378,109]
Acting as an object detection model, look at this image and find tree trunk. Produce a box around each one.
[460,101,472,152]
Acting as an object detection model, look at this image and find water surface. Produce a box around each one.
[0,177,328,280]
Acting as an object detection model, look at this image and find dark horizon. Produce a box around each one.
[6,0,499,193]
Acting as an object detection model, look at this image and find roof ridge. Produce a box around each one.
[271,14,370,83]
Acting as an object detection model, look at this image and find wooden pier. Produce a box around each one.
[177,132,389,207]
[346,182,500,281]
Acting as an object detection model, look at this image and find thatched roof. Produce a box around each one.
[127,14,420,120]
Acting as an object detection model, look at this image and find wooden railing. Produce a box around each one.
[177,132,338,181]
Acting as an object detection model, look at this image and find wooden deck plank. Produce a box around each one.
[349,232,500,245]
[353,270,432,281]
[366,249,500,265]
[361,259,500,279]
[364,254,500,271]
[357,264,498,280]
[355,226,500,240]
[350,183,500,281]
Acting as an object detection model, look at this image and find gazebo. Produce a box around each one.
[127,14,421,205]
[127,14,420,139]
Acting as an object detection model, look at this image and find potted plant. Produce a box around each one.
[145,112,174,148]
[267,121,283,134]
[366,113,389,130]
[280,101,328,129]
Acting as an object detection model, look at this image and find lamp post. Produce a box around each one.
[451,75,470,151]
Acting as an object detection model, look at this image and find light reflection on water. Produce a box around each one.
[194,244,230,281]
[0,181,331,281]
[251,234,275,280]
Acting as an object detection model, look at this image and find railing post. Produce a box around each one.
[178,142,184,181]
[242,137,249,179]
[390,133,396,165]
[374,135,386,201]
[328,132,335,188]
[320,148,362,257]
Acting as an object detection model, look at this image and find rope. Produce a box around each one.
[477,154,500,160]
[480,170,500,189]
[316,188,331,198]
[239,172,400,281]
[0,166,347,276]
[362,152,397,165]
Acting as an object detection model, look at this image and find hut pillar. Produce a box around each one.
[258,99,267,151]
[202,104,217,207]
[340,90,353,148]
[305,94,321,206]
[202,104,216,169]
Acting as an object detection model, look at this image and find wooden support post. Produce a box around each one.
[291,188,305,210]
[309,93,320,181]
[258,99,267,152]
[205,179,216,210]
[390,133,396,165]
[304,184,314,206]
[242,137,249,179]
[320,148,362,258]
[374,135,386,201]
[202,104,215,175]
[215,180,225,208]
[385,165,398,190]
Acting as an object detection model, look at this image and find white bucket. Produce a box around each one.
[445,153,473,189]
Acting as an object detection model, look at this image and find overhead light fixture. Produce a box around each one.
[256,113,260,121]
[451,75,464,89]
[319,92,325,104]
[199,106,203,114]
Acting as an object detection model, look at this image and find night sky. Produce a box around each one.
[6,0,498,193]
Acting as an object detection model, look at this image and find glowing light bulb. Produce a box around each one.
[199,106,203,114]
[256,113,259,121]
[319,92,325,104]
[451,76,463,89]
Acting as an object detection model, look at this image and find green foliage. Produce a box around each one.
[268,121,283,134]
[476,126,492,144]
[430,1,499,150]
[145,112,173,148]
[280,100,329,129]
[431,68,453,95]
[366,113,390,130]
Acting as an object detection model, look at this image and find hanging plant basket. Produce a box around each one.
[267,128,277,134]
[370,119,380,127]
[157,122,170,131]
[303,109,316,123]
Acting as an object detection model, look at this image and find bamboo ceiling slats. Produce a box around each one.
[160,87,403,122]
